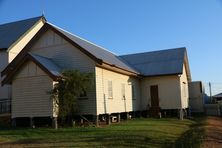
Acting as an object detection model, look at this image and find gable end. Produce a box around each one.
[2,54,60,85]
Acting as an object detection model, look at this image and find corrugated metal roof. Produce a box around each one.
[213,93,222,98]
[119,48,186,76]
[29,53,61,77]
[48,23,187,76]
[0,17,189,78]
[0,16,42,49]
[47,23,138,74]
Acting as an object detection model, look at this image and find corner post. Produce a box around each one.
[11,118,16,127]
[30,117,34,128]
[125,112,130,120]
[52,117,58,129]
[94,115,99,127]
[179,109,184,120]
[117,113,121,123]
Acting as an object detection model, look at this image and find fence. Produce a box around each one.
[204,104,221,116]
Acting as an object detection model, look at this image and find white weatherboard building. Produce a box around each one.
[0,16,191,127]
[189,81,205,113]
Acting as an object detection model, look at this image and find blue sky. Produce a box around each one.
[0,0,222,95]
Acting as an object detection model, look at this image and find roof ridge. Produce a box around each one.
[119,47,186,57]
[0,16,43,26]
[132,59,184,66]
[46,22,118,56]
[45,22,138,74]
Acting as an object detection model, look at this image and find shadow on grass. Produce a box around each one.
[170,116,206,148]
[0,117,206,147]
[72,133,174,148]
[0,128,176,147]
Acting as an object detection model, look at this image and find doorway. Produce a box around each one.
[150,85,159,107]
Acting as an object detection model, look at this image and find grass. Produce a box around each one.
[0,117,206,147]
[174,116,206,148]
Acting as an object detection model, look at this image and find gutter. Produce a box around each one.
[0,48,7,51]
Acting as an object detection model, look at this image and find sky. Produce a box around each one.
[0,0,222,95]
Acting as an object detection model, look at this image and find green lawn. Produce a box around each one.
[0,117,206,147]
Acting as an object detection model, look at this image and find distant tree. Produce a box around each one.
[51,70,93,125]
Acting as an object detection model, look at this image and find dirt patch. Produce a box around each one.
[202,116,222,148]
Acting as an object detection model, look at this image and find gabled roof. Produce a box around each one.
[1,21,138,84]
[119,47,191,80]
[29,53,61,77]
[1,17,192,84]
[2,53,61,84]
[0,16,45,50]
[48,23,138,74]
[213,93,222,98]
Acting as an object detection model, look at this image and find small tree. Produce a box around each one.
[51,70,93,125]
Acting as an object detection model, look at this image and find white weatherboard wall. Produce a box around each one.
[29,29,97,115]
[0,20,44,101]
[12,61,54,118]
[179,65,189,109]
[141,75,182,110]
[95,67,141,115]
[8,19,44,62]
[30,30,95,72]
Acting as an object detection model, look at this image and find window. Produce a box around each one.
[132,85,136,100]
[79,89,88,100]
[0,99,11,113]
[108,81,113,99]
[121,83,125,99]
